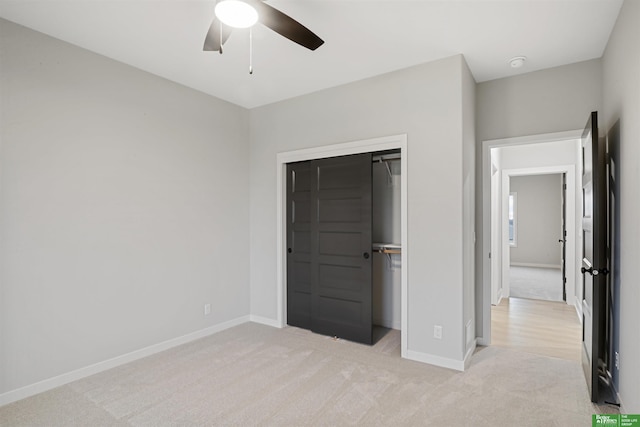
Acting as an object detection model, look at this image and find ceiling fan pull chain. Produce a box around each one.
[249,27,254,74]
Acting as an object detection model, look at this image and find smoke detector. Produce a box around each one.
[509,56,527,68]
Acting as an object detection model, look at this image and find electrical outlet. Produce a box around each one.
[615,351,620,370]
[434,325,442,339]
[204,303,211,316]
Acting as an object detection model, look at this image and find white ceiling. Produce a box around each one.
[0,0,624,109]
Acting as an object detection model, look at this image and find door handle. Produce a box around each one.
[581,266,610,276]
[363,252,370,259]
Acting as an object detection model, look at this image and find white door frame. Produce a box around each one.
[480,130,582,346]
[275,134,408,357]
[490,156,502,305]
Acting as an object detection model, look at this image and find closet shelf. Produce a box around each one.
[372,243,401,255]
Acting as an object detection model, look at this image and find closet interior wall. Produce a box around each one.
[372,158,402,330]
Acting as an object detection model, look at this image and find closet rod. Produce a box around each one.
[372,243,401,254]
[372,153,401,162]
[373,248,401,255]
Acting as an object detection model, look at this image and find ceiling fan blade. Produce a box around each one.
[203,18,233,52]
[251,1,324,51]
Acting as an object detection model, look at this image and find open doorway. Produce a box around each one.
[482,132,583,361]
[508,173,565,303]
[497,165,576,306]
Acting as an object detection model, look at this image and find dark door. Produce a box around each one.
[581,111,608,403]
[312,154,373,344]
[286,161,312,330]
[287,153,373,345]
[561,173,567,301]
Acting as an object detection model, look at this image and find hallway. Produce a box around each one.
[491,297,581,362]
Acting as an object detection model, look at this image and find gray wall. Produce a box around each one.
[602,0,640,412]
[0,19,251,394]
[475,59,602,338]
[509,174,562,267]
[249,55,475,364]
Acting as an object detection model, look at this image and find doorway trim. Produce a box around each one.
[275,134,408,357]
[480,130,582,346]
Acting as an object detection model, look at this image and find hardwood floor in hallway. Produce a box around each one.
[491,297,582,362]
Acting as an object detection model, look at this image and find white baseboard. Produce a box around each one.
[0,315,250,408]
[406,349,465,372]
[574,302,582,324]
[510,262,561,269]
[249,315,282,328]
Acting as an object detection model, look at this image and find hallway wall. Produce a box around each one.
[509,174,562,267]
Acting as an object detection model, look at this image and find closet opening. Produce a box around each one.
[285,148,402,348]
[275,134,408,357]
[371,150,402,344]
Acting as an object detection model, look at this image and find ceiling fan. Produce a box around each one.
[203,0,324,54]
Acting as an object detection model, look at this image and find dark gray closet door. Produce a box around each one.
[286,161,312,330]
[311,153,372,344]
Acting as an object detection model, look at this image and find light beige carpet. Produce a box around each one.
[509,266,563,302]
[0,323,618,426]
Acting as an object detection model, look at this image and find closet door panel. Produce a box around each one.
[318,232,361,256]
[318,198,363,223]
[287,161,312,330]
[311,153,373,344]
[318,264,363,292]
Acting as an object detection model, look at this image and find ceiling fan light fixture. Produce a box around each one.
[215,0,258,29]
